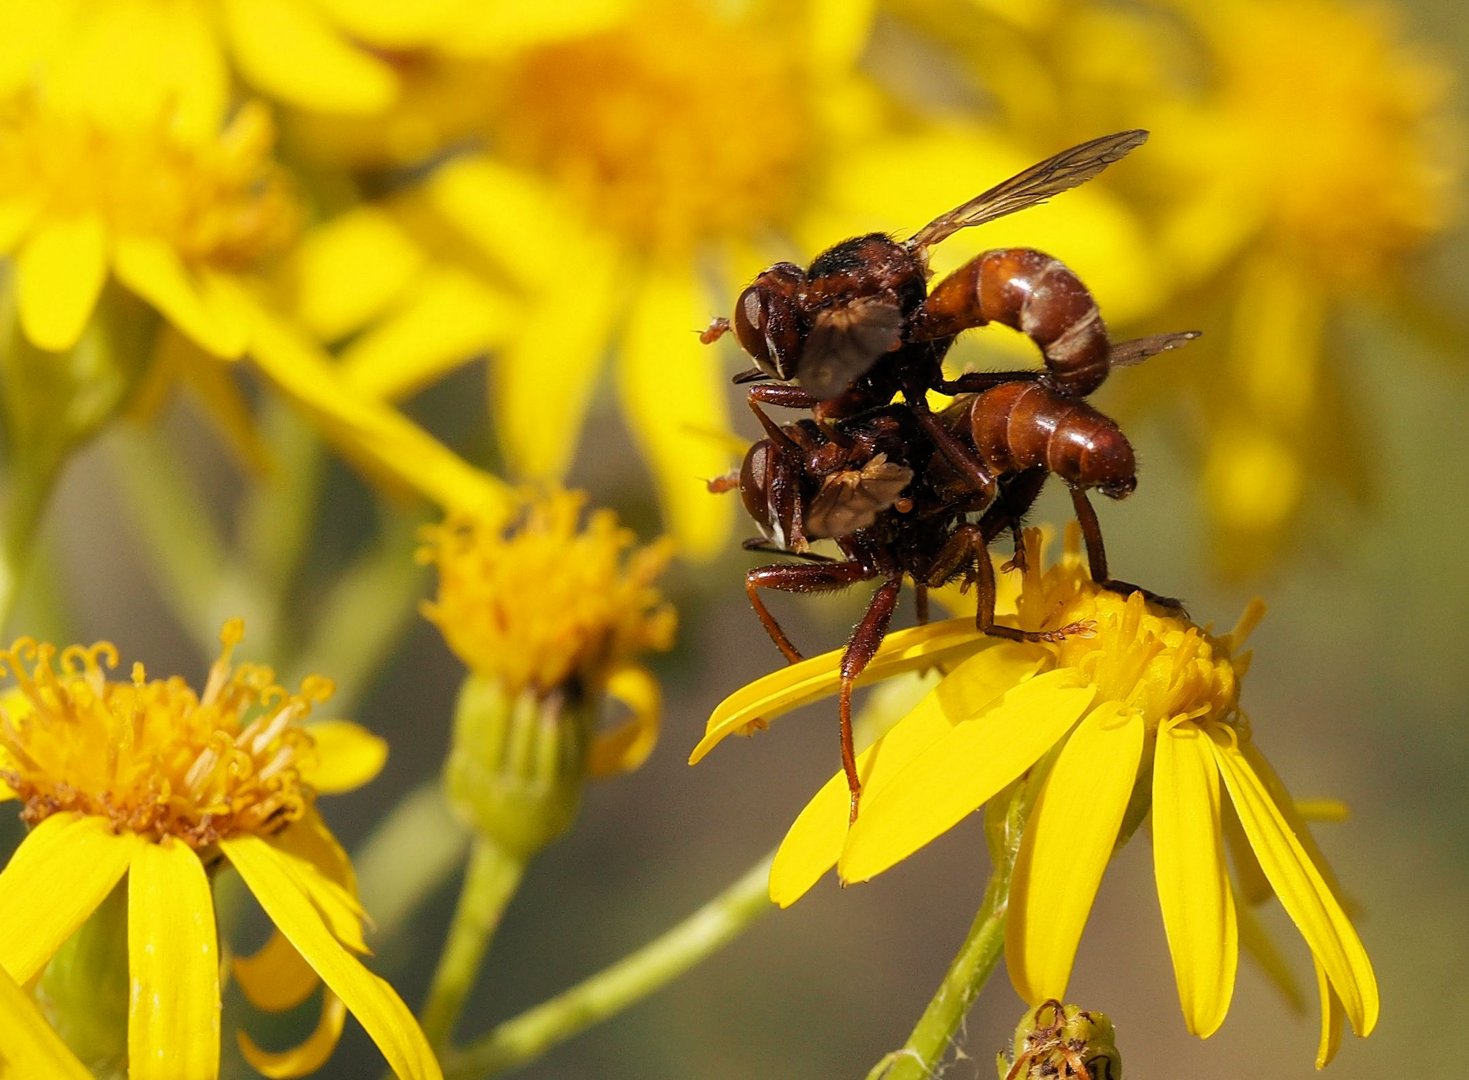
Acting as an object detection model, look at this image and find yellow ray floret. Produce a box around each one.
[0,621,440,1079]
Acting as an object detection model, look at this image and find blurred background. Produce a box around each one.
[2,0,1466,1076]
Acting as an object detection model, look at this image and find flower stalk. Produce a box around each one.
[869,772,1036,1080]
[445,852,774,1080]
[420,837,527,1052]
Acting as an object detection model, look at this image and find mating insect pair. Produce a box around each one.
[704,130,1195,821]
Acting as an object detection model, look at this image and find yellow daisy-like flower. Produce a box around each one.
[0,620,439,1080]
[292,0,1159,558]
[1160,0,1458,569]
[693,530,1378,1065]
[0,70,503,510]
[420,488,674,865]
[420,488,674,767]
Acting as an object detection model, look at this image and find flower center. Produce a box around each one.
[1203,0,1456,280]
[492,5,811,256]
[0,621,330,847]
[1012,530,1256,734]
[419,489,676,697]
[0,95,298,270]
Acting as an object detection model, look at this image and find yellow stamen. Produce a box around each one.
[1011,529,1249,738]
[419,489,676,697]
[0,620,331,847]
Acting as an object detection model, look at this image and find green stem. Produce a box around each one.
[868,852,1014,1080]
[421,837,528,1053]
[871,776,1036,1080]
[0,449,59,631]
[445,852,775,1079]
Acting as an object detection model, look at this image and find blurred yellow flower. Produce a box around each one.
[0,0,498,118]
[293,0,1160,558]
[0,621,439,1080]
[420,488,674,776]
[0,72,503,510]
[694,530,1377,1065]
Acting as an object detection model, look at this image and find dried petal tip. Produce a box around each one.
[997,1000,1121,1080]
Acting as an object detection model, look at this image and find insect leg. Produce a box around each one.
[911,406,996,499]
[839,575,903,822]
[744,560,878,663]
[1067,486,1187,614]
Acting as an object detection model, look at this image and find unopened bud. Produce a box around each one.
[997,999,1121,1080]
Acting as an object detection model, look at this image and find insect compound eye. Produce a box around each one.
[738,440,775,531]
[733,264,803,380]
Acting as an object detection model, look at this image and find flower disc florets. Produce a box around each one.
[0,94,298,270]
[419,488,676,699]
[0,620,331,847]
[1010,530,1251,741]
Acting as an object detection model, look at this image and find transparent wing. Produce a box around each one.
[908,130,1149,253]
[1108,330,1201,368]
[805,455,914,539]
[798,295,904,399]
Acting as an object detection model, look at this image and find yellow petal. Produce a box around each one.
[128,838,219,1080]
[588,664,661,778]
[618,270,736,561]
[840,666,1094,885]
[492,243,618,482]
[1314,957,1345,1069]
[264,811,367,953]
[220,835,441,1080]
[227,282,511,513]
[221,0,397,113]
[423,156,571,286]
[233,930,319,1012]
[340,267,514,402]
[1210,735,1379,1037]
[1006,702,1144,1005]
[0,199,36,256]
[1152,721,1237,1037]
[773,643,1047,905]
[1223,798,1275,907]
[0,813,142,982]
[292,208,424,343]
[0,959,92,1079]
[691,617,1009,764]
[113,236,248,358]
[238,991,347,1079]
[304,720,388,794]
[40,1,227,139]
[16,215,108,352]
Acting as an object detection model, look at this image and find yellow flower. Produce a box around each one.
[291,0,1158,558]
[0,0,485,118]
[0,621,439,1080]
[420,488,674,864]
[889,0,1462,571]
[0,74,503,510]
[693,530,1378,1065]
[420,488,674,771]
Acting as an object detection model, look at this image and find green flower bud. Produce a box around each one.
[997,999,1121,1080]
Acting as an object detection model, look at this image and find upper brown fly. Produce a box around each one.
[701,129,1153,412]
